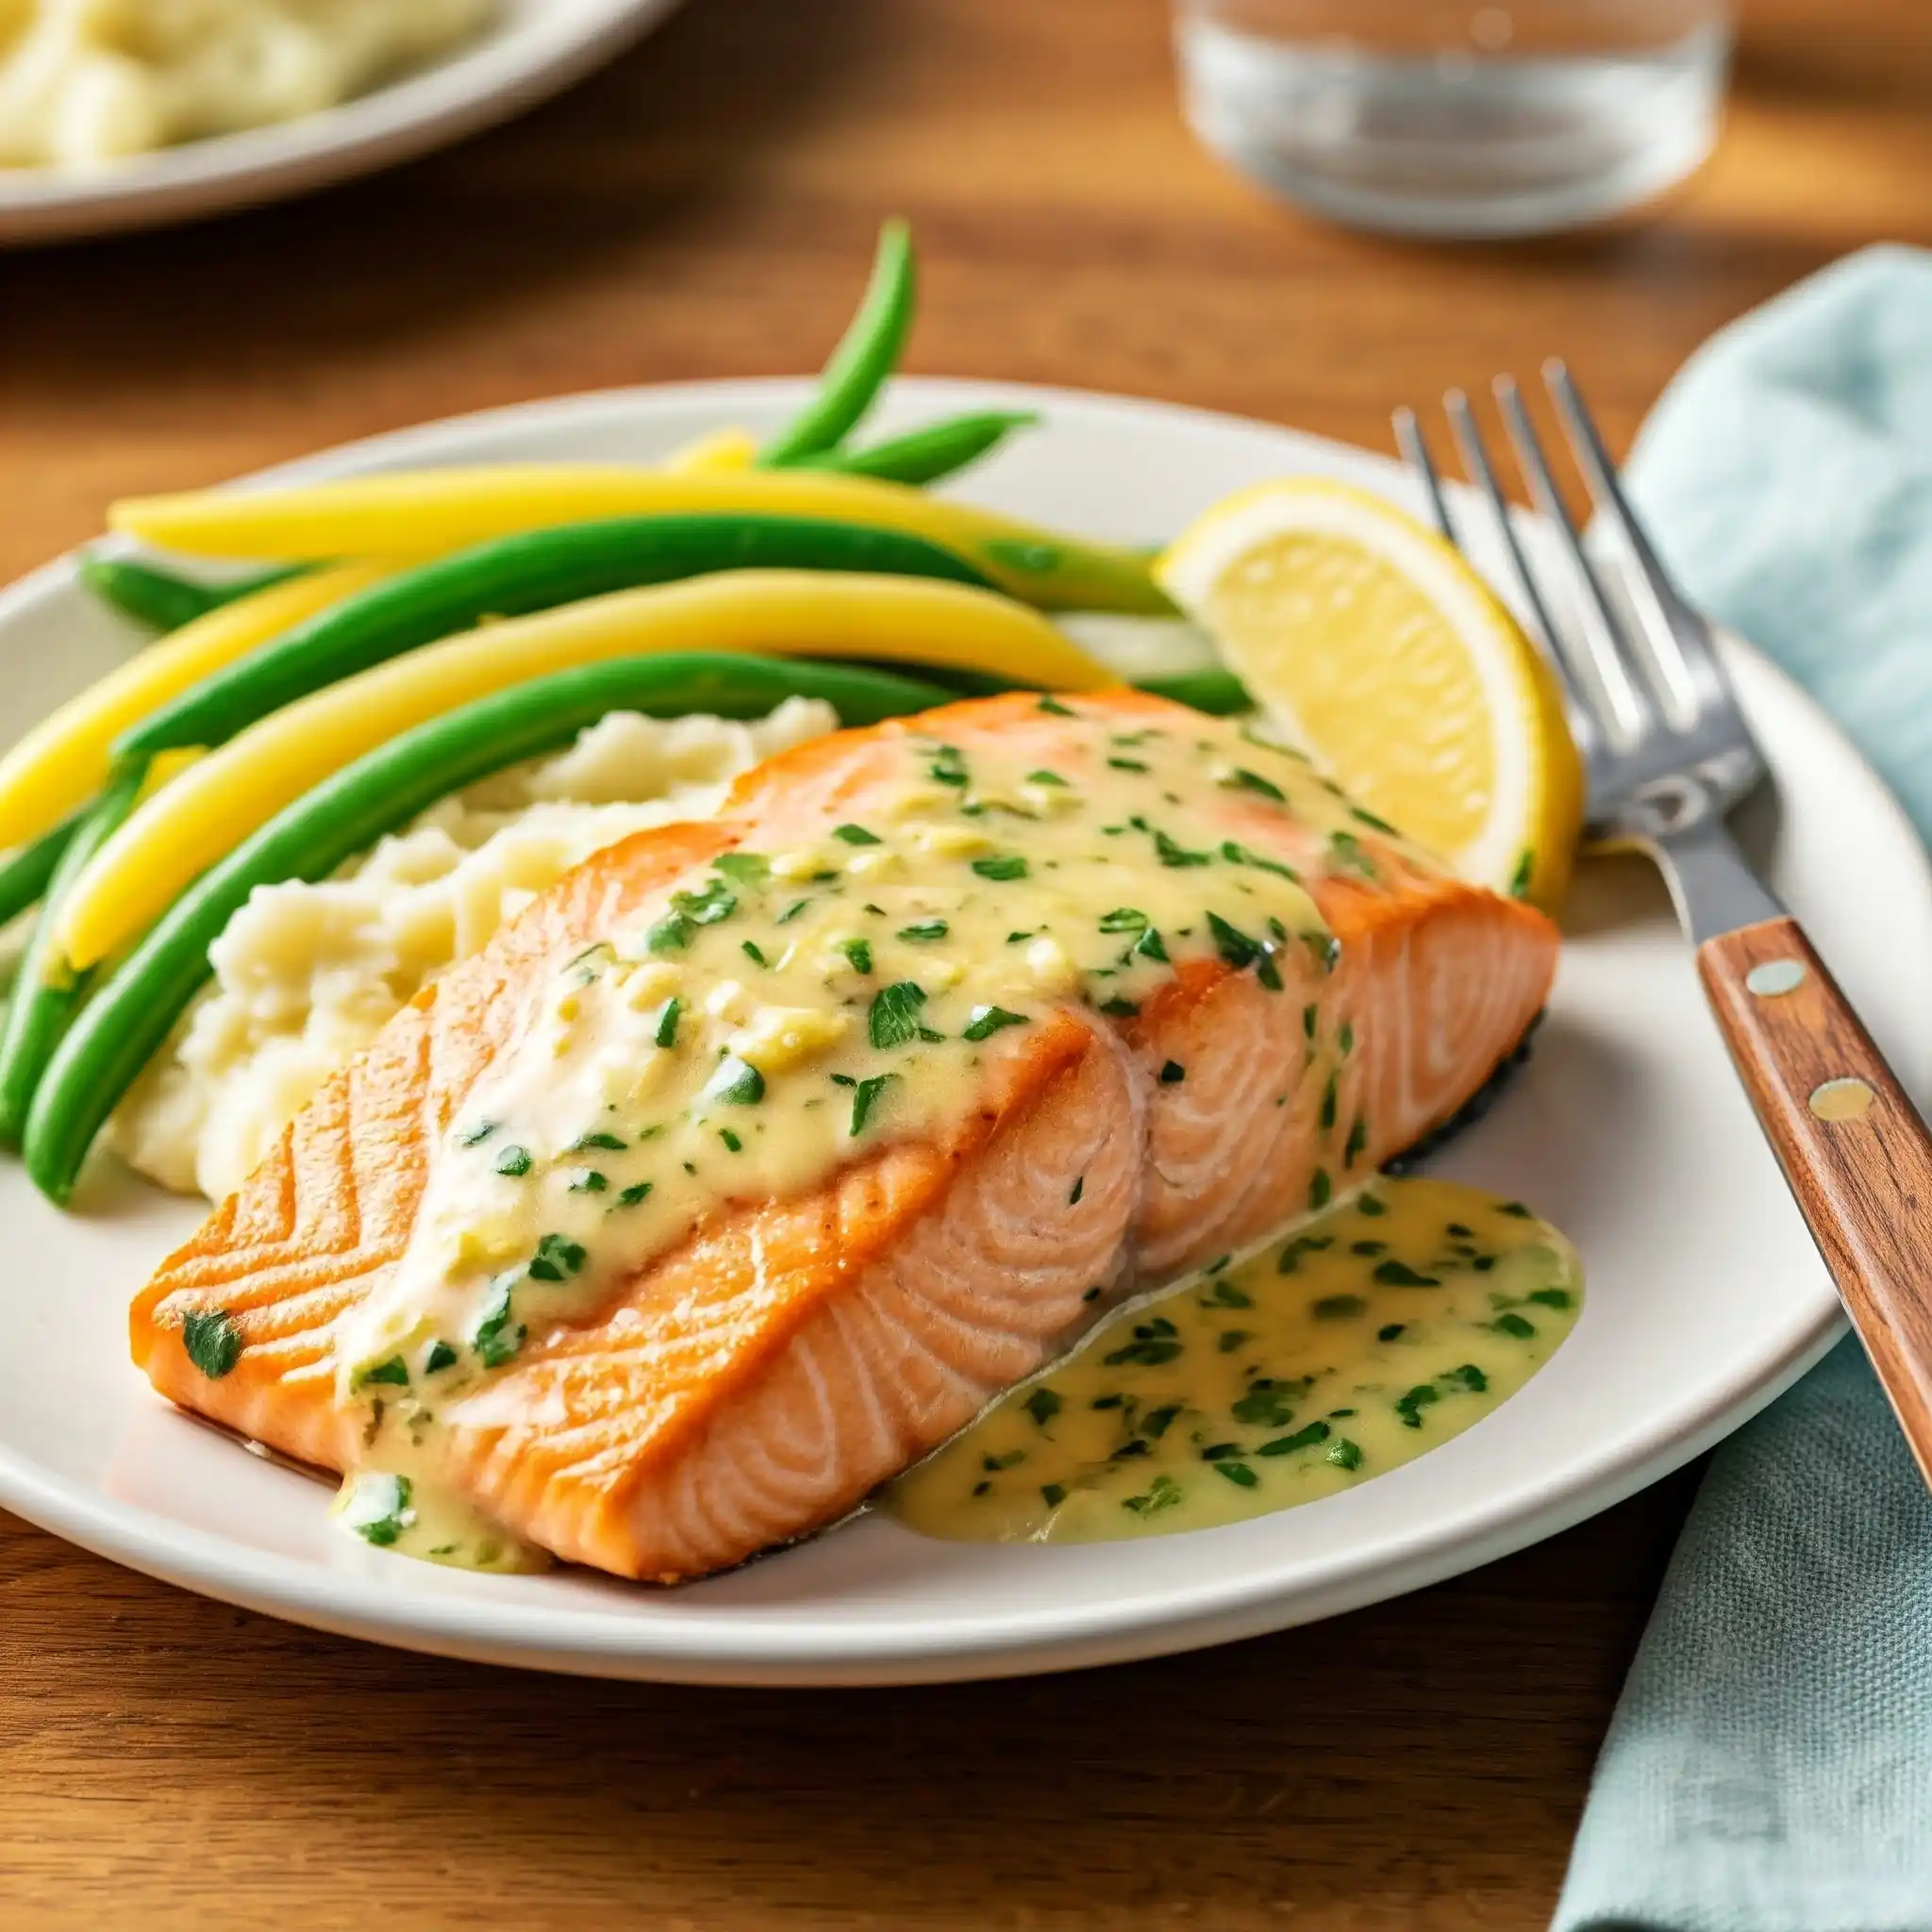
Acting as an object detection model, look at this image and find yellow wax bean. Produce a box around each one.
[658,428,759,474]
[54,570,1111,970]
[108,466,1173,616]
[0,561,390,854]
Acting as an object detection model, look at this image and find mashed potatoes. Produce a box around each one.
[0,0,494,168]
[111,700,839,1203]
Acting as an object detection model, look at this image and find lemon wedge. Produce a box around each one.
[1157,478,1582,913]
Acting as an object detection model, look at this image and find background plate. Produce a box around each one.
[0,0,683,245]
[0,377,1922,1685]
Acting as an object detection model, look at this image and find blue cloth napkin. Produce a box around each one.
[1555,246,1932,1931]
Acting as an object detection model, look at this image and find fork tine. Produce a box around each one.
[1400,394,1604,760]
[1441,390,1599,746]
[1493,375,1657,751]
[1391,408,1454,541]
[1542,359,1686,611]
[1542,358,1726,722]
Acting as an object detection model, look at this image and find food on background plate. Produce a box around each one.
[0,221,1583,1585]
[0,0,495,172]
[132,692,1559,1580]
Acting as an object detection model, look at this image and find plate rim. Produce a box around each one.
[0,374,1911,1684]
[0,0,684,244]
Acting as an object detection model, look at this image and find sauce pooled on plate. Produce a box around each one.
[888,1177,1580,1542]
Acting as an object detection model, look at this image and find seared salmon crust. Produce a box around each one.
[133,691,1560,1581]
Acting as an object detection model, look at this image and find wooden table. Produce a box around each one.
[1,3,1925,1924]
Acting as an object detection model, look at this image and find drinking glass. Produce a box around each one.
[1174,0,1735,238]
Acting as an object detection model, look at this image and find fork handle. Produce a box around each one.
[1700,915,1932,1483]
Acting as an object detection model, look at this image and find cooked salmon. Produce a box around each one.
[131,691,1560,1582]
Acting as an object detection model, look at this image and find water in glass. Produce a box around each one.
[1175,0,1734,237]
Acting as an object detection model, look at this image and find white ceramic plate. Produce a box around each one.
[0,379,1924,1686]
[0,0,683,246]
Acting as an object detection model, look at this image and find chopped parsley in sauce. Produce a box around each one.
[888,1177,1581,1546]
[330,708,1447,1568]
[182,1308,242,1380]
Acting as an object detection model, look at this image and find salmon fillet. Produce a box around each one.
[131,691,1560,1581]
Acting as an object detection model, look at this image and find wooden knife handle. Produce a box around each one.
[1699,914,1932,1485]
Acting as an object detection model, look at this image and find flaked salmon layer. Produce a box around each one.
[132,691,1561,1583]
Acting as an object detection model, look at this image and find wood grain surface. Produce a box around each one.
[1,1,1926,1924]
[1701,916,1932,1486]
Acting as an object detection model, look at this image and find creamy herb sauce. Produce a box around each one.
[333,1469,550,1574]
[887,1178,1581,1542]
[324,701,1416,1569]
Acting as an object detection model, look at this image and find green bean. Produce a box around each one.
[0,559,282,933]
[842,658,1254,715]
[1134,668,1254,715]
[118,514,991,759]
[846,660,1012,699]
[0,811,83,930]
[802,412,1040,487]
[0,552,248,926]
[79,558,307,633]
[0,764,147,1148]
[1,565,297,929]
[759,221,917,468]
[25,655,954,1205]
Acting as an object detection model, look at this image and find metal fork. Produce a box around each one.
[1397,365,1932,1487]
